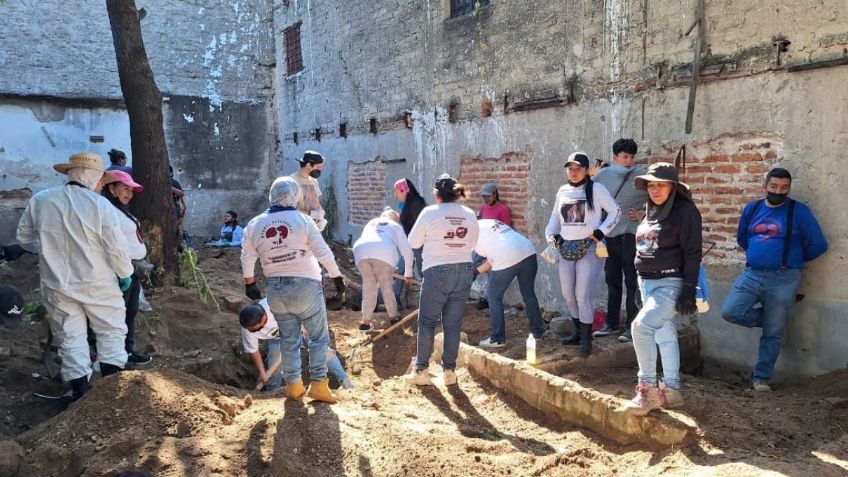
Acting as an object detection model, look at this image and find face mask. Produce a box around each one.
[309,169,321,179]
[766,192,788,205]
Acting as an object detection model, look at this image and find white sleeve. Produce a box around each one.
[407,209,429,249]
[466,214,480,252]
[100,205,134,279]
[240,222,259,279]
[596,185,621,236]
[306,218,342,277]
[241,329,259,354]
[544,192,561,238]
[16,200,40,253]
[393,224,414,277]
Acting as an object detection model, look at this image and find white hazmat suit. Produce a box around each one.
[17,167,134,381]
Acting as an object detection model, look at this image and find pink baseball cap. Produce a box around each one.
[393,178,410,193]
[108,170,144,192]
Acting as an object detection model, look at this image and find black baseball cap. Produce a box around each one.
[564,152,590,168]
[301,150,324,165]
[0,285,25,329]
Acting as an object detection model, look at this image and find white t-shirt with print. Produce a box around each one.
[408,203,479,271]
[240,299,279,354]
[353,217,414,275]
[474,219,536,271]
[545,181,621,241]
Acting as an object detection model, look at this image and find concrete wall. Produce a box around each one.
[275,0,848,379]
[0,0,277,237]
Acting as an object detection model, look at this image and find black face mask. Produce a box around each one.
[766,192,788,205]
[309,169,321,179]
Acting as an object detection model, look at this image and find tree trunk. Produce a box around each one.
[106,0,178,280]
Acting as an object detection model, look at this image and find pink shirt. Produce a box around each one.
[479,201,512,227]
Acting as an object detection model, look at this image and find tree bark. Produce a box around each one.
[106,0,178,279]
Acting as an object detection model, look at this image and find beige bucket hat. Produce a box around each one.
[53,152,119,182]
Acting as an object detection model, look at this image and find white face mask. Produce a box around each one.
[67,168,104,190]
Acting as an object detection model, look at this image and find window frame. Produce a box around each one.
[283,22,304,77]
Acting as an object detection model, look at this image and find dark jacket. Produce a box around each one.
[634,190,702,287]
[399,194,426,236]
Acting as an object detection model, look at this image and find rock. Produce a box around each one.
[824,397,848,409]
[549,316,575,338]
[243,394,253,408]
[222,295,248,314]
[0,439,24,477]
[0,346,9,360]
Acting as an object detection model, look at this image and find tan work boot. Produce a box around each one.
[306,379,337,403]
[658,382,685,409]
[284,380,306,400]
[621,383,661,415]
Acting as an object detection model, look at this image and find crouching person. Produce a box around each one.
[474,219,545,348]
[240,299,354,391]
[353,208,414,330]
[624,163,702,415]
[241,176,346,403]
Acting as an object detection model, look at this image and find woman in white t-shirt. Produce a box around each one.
[545,152,621,357]
[353,208,414,331]
[404,174,479,387]
[473,219,544,348]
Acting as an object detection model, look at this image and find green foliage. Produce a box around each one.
[178,246,220,311]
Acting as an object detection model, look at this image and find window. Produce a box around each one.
[283,22,303,76]
[450,0,490,18]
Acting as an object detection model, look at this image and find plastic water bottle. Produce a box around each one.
[526,334,537,365]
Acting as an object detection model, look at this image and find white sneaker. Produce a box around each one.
[478,337,506,348]
[403,369,433,386]
[752,380,772,392]
[442,369,457,386]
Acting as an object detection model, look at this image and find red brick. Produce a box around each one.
[747,164,770,174]
[764,150,778,160]
[704,154,730,163]
[732,152,763,162]
[713,164,741,173]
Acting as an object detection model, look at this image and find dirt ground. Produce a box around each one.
[1,247,847,476]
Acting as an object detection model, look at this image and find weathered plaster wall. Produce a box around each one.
[276,0,848,379]
[0,0,277,237]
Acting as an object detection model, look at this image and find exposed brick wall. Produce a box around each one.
[458,152,530,234]
[645,134,783,264]
[347,159,387,225]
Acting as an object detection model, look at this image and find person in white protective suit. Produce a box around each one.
[17,152,134,403]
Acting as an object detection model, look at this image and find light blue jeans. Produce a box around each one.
[720,267,802,383]
[266,276,329,384]
[415,263,475,371]
[632,277,683,389]
[265,337,348,391]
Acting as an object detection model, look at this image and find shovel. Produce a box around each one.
[347,308,419,374]
[255,354,282,391]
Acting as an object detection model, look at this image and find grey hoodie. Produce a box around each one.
[592,164,648,237]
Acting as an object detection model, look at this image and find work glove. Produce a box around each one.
[675,283,698,316]
[333,276,346,294]
[245,282,262,300]
[118,276,132,292]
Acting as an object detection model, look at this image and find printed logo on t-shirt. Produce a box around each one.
[636,222,661,257]
[442,216,471,248]
[750,216,782,242]
[561,200,586,225]
[260,219,306,264]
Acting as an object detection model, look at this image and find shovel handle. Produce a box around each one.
[255,355,282,391]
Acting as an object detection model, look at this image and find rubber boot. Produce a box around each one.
[561,318,581,346]
[100,363,123,377]
[306,379,337,404]
[284,380,306,400]
[578,323,593,358]
[70,377,89,401]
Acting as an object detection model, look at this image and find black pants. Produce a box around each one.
[123,276,141,353]
[604,234,639,328]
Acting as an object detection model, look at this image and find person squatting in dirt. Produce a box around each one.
[352,207,414,331]
[403,174,480,387]
[239,299,353,391]
[622,162,702,415]
[473,219,545,349]
[17,152,134,403]
[206,210,244,248]
[720,167,827,392]
[546,152,621,358]
[241,176,346,403]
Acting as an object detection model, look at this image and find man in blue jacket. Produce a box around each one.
[721,168,827,392]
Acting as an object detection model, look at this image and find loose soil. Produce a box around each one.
[1,247,846,476]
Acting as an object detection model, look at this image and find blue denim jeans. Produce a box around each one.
[416,262,475,371]
[486,254,545,342]
[632,277,683,389]
[720,267,802,382]
[266,276,329,383]
[264,337,348,391]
